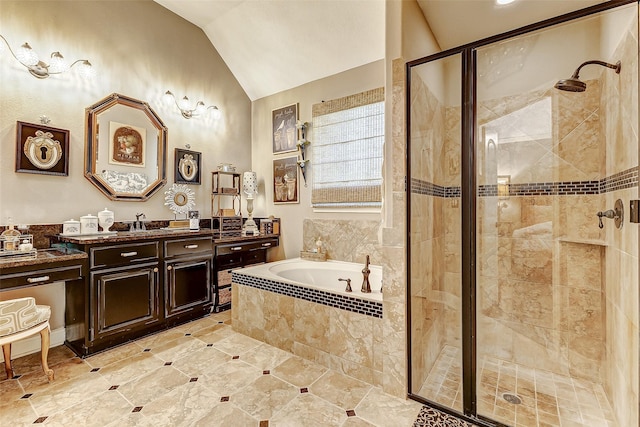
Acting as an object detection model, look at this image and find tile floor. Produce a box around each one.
[417,345,617,427]
[1,310,466,427]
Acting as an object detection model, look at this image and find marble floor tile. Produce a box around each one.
[28,371,111,415]
[38,389,131,427]
[97,351,165,385]
[356,387,423,427]
[202,358,263,396]
[170,345,232,378]
[270,393,348,426]
[240,342,293,371]
[230,373,299,419]
[212,331,263,355]
[1,313,467,427]
[272,355,328,387]
[310,370,372,410]
[85,341,144,369]
[116,365,191,406]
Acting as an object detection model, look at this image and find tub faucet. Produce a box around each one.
[361,255,371,293]
[338,278,352,292]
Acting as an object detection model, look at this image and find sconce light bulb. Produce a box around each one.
[76,60,95,79]
[195,101,206,114]
[210,106,221,120]
[178,96,191,111]
[48,51,68,73]
[163,90,174,103]
[16,42,39,66]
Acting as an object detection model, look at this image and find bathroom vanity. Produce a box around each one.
[56,229,277,357]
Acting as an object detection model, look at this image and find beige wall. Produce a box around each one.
[0,0,251,358]
[250,60,384,260]
[0,0,252,226]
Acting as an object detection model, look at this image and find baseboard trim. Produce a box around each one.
[1,327,66,362]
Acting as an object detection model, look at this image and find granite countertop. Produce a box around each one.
[55,229,279,245]
[0,247,88,270]
[56,228,216,245]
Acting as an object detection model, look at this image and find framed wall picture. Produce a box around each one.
[174,148,201,184]
[272,103,298,154]
[108,121,146,167]
[15,121,69,176]
[273,156,299,204]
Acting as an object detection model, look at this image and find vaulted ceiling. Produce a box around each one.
[154,0,607,101]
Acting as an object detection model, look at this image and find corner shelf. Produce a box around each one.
[211,171,242,238]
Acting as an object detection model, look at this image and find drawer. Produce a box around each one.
[165,237,213,258]
[216,238,278,255]
[0,264,84,290]
[243,250,266,266]
[91,242,159,269]
[216,253,243,268]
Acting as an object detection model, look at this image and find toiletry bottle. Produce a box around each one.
[1,218,21,251]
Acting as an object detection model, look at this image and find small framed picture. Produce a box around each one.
[272,103,298,154]
[108,121,146,167]
[273,156,299,204]
[174,148,201,185]
[15,121,70,176]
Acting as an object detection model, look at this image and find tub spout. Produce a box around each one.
[338,278,352,292]
[361,255,371,293]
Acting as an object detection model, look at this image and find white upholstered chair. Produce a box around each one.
[0,297,54,381]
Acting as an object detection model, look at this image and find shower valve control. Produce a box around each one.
[597,199,624,229]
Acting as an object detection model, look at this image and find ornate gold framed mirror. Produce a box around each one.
[85,93,167,201]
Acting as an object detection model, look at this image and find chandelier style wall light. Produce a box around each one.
[164,90,221,120]
[0,34,93,79]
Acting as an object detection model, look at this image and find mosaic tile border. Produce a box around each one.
[411,166,638,198]
[232,272,383,318]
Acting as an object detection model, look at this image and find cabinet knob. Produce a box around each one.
[153,267,159,273]
[167,266,173,271]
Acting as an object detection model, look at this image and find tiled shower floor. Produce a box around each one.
[0,311,436,427]
[417,345,617,427]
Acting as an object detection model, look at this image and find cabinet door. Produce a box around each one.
[164,256,212,318]
[92,263,159,339]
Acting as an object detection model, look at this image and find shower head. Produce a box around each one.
[554,60,621,92]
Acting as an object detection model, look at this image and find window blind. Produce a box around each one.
[311,88,384,208]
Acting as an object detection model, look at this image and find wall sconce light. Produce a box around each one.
[0,34,93,79]
[164,90,221,120]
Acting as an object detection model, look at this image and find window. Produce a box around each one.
[311,88,384,208]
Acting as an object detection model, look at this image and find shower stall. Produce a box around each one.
[407,2,639,426]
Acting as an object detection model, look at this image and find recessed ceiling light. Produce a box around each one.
[496,0,516,5]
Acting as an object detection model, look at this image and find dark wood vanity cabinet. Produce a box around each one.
[63,231,277,356]
[214,237,278,312]
[163,236,213,322]
[65,235,214,357]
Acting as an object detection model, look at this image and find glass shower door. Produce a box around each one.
[475,4,638,426]
[408,54,463,412]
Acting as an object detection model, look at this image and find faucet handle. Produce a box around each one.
[338,278,352,292]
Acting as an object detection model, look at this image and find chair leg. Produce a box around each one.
[2,343,13,379]
[39,327,54,382]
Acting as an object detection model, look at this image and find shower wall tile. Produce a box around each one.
[393,58,406,193]
[555,110,603,180]
[302,219,382,265]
